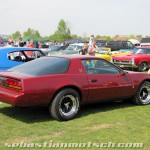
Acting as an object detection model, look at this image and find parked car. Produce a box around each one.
[111,48,150,71]
[0,55,150,121]
[48,43,84,56]
[95,48,132,61]
[66,43,84,51]
[42,45,68,55]
[96,40,107,47]
[140,38,150,46]
[48,49,79,56]
[106,40,135,51]
[0,47,45,70]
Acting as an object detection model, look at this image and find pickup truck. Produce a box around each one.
[106,40,135,51]
[111,48,150,72]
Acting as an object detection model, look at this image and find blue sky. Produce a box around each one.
[0,0,150,37]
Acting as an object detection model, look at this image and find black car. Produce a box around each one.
[106,40,135,51]
[96,40,107,47]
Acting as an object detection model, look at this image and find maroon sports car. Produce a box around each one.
[0,55,150,121]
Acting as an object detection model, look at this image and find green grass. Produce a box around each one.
[0,101,150,150]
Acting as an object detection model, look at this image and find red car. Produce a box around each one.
[111,48,150,72]
[0,56,150,121]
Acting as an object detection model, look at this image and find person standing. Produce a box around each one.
[88,35,94,46]
[88,41,97,56]
[18,38,24,47]
[79,43,88,55]
[0,37,5,47]
[26,40,34,48]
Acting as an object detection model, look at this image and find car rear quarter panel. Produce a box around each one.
[21,59,89,106]
[127,72,150,90]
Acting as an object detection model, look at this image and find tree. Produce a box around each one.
[136,35,142,39]
[11,31,21,39]
[105,36,112,41]
[95,35,101,40]
[129,34,135,39]
[54,19,71,41]
[34,30,41,37]
[23,28,41,37]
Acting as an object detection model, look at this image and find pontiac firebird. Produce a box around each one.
[0,55,150,121]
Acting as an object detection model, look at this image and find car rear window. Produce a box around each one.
[8,57,70,76]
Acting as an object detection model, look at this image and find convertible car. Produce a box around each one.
[0,47,45,70]
[95,48,132,61]
[0,55,150,121]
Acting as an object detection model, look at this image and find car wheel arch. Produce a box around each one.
[138,61,148,72]
[49,86,82,105]
[49,86,82,121]
[133,80,150,105]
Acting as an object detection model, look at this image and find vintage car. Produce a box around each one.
[0,55,150,121]
[111,48,150,72]
[48,43,84,56]
[95,48,132,61]
[0,47,45,70]
[42,45,68,55]
[66,43,84,51]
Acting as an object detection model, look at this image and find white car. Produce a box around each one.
[66,43,84,51]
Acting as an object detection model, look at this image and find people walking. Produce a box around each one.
[18,38,24,47]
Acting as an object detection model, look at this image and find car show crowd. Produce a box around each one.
[1,35,150,73]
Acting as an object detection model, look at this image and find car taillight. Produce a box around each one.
[5,78,22,90]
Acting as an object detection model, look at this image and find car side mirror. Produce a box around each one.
[121,70,128,76]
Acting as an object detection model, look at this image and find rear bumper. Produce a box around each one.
[0,87,53,107]
[0,87,25,107]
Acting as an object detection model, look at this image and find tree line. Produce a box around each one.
[11,19,150,42]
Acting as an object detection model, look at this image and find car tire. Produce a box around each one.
[50,88,80,121]
[133,81,150,105]
[138,62,147,72]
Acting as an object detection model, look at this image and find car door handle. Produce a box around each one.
[90,79,97,82]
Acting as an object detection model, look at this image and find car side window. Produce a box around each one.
[127,41,134,48]
[8,51,25,62]
[82,59,120,74]
[144,49,150,54]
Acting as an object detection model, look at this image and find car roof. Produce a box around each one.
[0,47,41,53]
[48,55,98,60]
[69,43,84,46]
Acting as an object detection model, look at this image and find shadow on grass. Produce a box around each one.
[0,100,136,123]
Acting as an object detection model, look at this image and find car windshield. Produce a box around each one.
[8,57,70,76]
[131,49,150,54]
[66,45,83,51]
[96,49,108,54]
[119,49,133,53]
[48,46,61,51]
[66,45,77,50]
